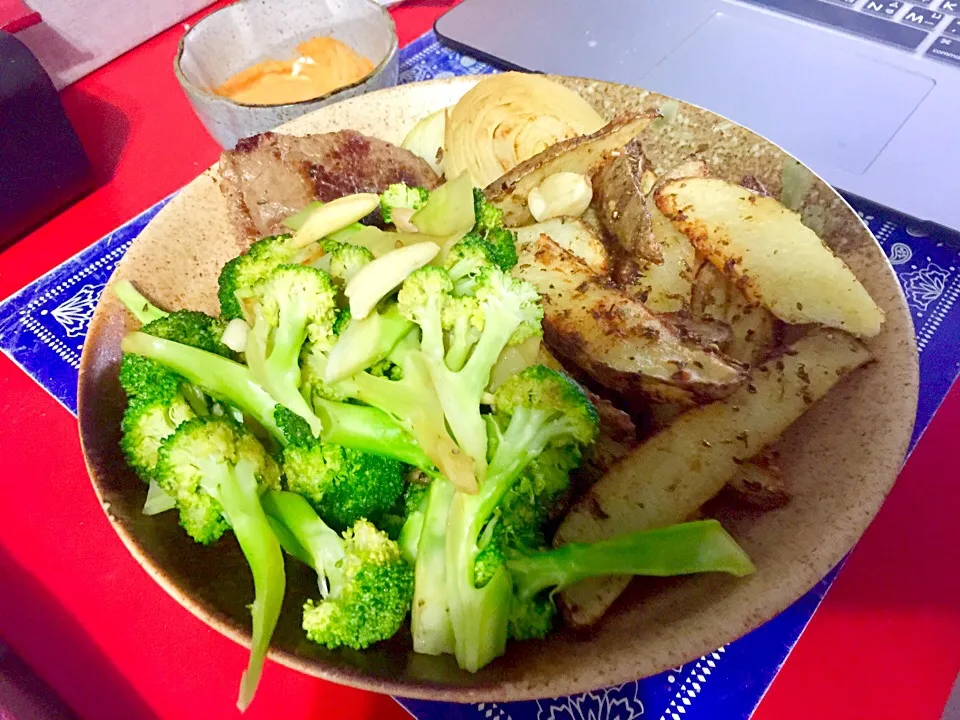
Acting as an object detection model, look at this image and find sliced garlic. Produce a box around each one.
[345,242,440,319]
[221,317,250,353]
[390,207,419,233]
[291,193,381,248]
[527,172,593,222]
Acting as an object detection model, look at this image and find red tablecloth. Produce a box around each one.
[0,2,957,718]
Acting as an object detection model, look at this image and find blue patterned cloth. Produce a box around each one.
[1,30,957,720]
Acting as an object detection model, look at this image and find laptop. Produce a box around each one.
[435,0,960,233]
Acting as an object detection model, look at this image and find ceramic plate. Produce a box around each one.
[77,76,918,702]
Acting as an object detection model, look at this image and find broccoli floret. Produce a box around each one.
[155,416,284,710]
[113,280,167,325]
[321,240,374,285]
[380,183,429,224]
[243,264,338,436]
[470,189,518,271]
[473,188,503,234]
[507,593,556,642]
[318,303,415,386]
[142,311,233,357]
[443,365,598,672]
[120,392,195,480]
[283,437,405,532]
[398,266,543,487]
[218,234,301,320]
[118,354,182,404]
[261,491,413,650]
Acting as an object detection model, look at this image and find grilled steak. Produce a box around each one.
[218,130,441,246]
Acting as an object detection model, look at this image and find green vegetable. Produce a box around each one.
[282,431,406,532]
[397,265,543,485]
[411,172,476,236]
[155,417,284,711]
[380,183,430,224]
[505,520,756,639]
[241,264,338,436]
[113,280,167,325]
[444,365,598,671]
[261,491,414,651]
[218,234,302,321]
[410,479,456,655]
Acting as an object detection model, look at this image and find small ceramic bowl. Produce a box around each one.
[174,0,399,149]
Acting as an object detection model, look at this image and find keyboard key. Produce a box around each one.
[900,6,945,26]
[945,16,960,34]
[940,0,960,16]
[739,0,929,49]
[926,34,960,64]
[861,0,904,16]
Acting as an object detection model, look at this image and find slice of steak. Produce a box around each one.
[218,130,441,247]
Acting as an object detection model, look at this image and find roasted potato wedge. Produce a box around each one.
[554,327,873,626]
[515,235,747,405]
[725,453,789,509]
[691,261,778,365]
[514,217,609,275]
[485,112,658,227]
[656,177,884,337]
[659,311,733,350]
[631,159,710,313]
[593,138,660,264]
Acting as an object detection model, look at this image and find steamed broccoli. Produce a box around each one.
[261,490,414,650]
[409,478,456,655]
[218,234,302,320]
[282,431,406,532]
[319,240,374,285]
[155,416,284,710]
[471,189,518,270]
[472,188,503,234]
[241,264,338,436]
[443,366,598,672]
[380,183,430,224]
[398,265,543,485]
[504,520,757,641]
[120,387,195,480]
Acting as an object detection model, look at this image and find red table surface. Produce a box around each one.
[0,2,957,718]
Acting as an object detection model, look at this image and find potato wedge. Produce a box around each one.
[515,234,747,405]
[725,453,789,509]
[554,327,873,626]
[656,177,884,337]
[631,159,709,313]
[691,261,778,365]
[514,217,609,275]
[593,138,660,263]
[485,112,658,227]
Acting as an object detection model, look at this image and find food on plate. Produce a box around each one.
[656,177,884,337]
[514,217,609,274]
[690,260,779,365]
[554,328,873,626]
[724,452,790,510]
[214,36,375,106]
[514,233,747,404]
[107,72,890,710]
[593,138,659,265]
[444,72,606,187]
[218,130,440,244]
[485,112,659,226]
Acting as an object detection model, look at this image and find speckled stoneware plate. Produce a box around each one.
[77,76,919,702]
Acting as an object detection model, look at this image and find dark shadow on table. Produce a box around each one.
[60,88,131,185]
[0,544,159,720]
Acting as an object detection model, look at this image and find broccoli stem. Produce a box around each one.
[113,280,167,325]
[261,491,345,598]
[202,457,285,712]
[344,355,476,491]
[412,480,456,655]
[431,298,531,485]
[245,305,323,436]
[122,332,283,440]
[311,398,436,472]
[507,520,757,601]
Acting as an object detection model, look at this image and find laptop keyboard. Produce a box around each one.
[739,0,960,66]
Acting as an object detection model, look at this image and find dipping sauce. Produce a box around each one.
[215,36,374,106]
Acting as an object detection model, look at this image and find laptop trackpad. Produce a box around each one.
[640,12,934,175]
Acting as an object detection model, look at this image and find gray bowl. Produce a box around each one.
[174,0,398,149]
